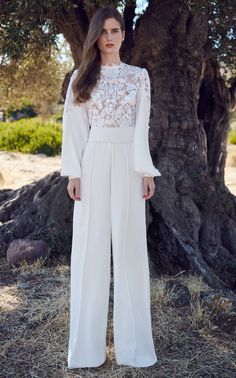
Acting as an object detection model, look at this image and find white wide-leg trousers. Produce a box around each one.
[68,126,157,369]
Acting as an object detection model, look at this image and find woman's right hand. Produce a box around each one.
[67,178,81,201]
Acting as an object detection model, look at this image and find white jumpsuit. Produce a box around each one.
[60,62,161,369]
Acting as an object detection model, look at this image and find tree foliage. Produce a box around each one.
[0,0,235,70]
[0,47,67,114]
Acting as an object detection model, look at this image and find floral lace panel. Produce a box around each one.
[86,64,146,128]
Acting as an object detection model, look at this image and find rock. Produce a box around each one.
[17,282,31,289]
[6,239,50,267]
[165,280,191,307]
[0,171,72,260]
[200,290,236,334]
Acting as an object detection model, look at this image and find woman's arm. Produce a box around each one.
[133,67,161,178]
[60,69,90,179]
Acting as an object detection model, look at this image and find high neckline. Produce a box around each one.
[101,61,123,68]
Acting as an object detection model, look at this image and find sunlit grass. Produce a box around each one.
[0,257,235,377]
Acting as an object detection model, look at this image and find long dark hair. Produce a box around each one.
[72,5,125,105]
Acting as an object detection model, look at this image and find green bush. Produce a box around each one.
[228,130,236,145]
[2,117,235,156]
[0,117,62,156]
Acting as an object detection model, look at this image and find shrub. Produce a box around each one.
[228,130,236,145]
[0,117,62,156]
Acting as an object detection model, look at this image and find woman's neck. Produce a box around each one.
[100,56,121,66]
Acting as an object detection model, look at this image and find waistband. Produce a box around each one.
[88,126,135,143]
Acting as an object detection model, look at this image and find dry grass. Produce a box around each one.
[0,258,236,378]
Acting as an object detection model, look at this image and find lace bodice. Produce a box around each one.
[86,62,147,128]
[60,62,162,179]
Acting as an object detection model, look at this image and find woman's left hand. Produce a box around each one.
[143,177,155,200]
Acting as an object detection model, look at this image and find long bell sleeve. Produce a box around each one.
[60,69,90,179]
[133,68,161,178]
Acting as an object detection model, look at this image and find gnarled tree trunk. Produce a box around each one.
[1,0,236,290]
[130,0,236,289]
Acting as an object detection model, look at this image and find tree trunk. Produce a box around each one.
[0,173,73,260]
[1,0,236,290]
[129,0,236,289]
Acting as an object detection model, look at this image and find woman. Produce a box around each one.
[60,5,161,369]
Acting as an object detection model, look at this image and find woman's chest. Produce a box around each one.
[87,75,139,109]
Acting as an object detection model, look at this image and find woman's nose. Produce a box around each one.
[106,33,112,41]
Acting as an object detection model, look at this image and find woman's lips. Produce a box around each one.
[106,44,114,47]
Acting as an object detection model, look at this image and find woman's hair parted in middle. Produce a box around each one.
[72,5,125,106]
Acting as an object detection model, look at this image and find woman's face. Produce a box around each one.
[97,17,125,56]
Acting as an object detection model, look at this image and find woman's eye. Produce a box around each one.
[102,30,119,34]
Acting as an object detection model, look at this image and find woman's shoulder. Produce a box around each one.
[123,63,148,85]
[123,62,143,72]
[123,63,148,79]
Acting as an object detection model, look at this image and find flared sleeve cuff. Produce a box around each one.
[133,68,161,178]
[60,69,90,178]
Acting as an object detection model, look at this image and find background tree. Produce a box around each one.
[0,38,73,115]
[0,0,236,289]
